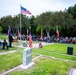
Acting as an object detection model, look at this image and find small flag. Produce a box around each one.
[29,35,33,48]
[18,30,20,37]
[56,27,59,38]
[21,6,32,15]
[8,26,11,36]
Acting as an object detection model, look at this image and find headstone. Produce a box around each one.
[69,68,76,75]
[23,47,32,66]
[23,42,28,47]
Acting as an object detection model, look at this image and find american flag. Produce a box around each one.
[56,27,59,38]
[8,26,11,36]
[18,30,20,37]
[21,6,31,15]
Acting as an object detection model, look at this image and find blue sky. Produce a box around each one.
[0,0,76,18]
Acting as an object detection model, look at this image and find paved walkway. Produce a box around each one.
[17,42,53,48]
[0,50,18,55]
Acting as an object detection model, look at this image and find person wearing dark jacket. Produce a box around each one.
[9,34,13,47]
[2,39,8,50]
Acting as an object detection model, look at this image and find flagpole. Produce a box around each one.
[20,5,32,40]
[20,4,21,40]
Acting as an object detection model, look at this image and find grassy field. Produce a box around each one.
[33,43,76,54]
[33,44,76,61]
[0,45,24,52]
[0,43,76,75]
[0,52,22,73]
[9,57,76,75]
[0,51,37,74]
[0,34,8,40]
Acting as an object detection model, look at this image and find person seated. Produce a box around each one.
[2,39,9,50]
[39,43,43,48]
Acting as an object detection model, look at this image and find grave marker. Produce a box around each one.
[23,47,32,66]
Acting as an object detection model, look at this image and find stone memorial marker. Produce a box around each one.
[23,41,28,47]
[69,68,76,75]
[19,47,34,70]
[23,47,32,66]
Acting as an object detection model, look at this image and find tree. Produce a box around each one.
[0,16,13,34]
[35,12,54,37]
[67,4,76,19]
[0,26,2,33]
[29,16,36,36]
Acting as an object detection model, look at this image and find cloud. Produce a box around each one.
[0,0,76,18]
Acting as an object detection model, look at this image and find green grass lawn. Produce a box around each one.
[0,34,8,40]
[0,51,37,74]
[0,46,24,52]
[0,52,22,73]
[0,43,76,75]
[32,43,76,61]
[9,57,76,75]
[34,43,76,54]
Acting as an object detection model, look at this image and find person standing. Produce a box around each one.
[9,34,13,47]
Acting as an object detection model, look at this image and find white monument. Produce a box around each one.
[19,47,34,69]
[23,47,32,66]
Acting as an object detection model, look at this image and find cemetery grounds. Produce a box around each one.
[0,38,76,75]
